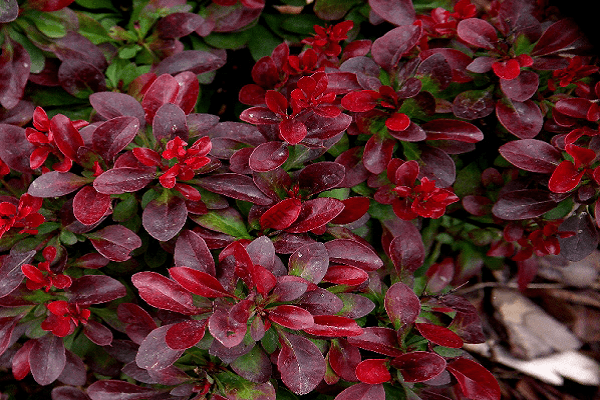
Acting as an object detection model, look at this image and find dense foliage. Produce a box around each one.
[0,0,597,399]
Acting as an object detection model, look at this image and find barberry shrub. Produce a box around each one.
[0,0,597,399]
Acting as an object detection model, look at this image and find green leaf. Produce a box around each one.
[118,43,142,59]
[113,193,138,222]
[8,28,45,73]
[75,0,119,10]
[190,208,251,239]
[216,371,276,400]
[203,30,251,50]
[28,11,67,38]
[247,24,281,61]
[453,162,481,198]
[76,11,111,44]
[60,229,79,245]
[280,14,324,35]
[314,0,361,20]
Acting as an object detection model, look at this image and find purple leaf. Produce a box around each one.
[89,225,142,262]
[278,331,326,395]
[422,119,484,143]
[165,319,207,349]
[249,141,288,172]
[58,59,106,98]
[30,334,66,385]
[230,345,272,384]
[152,103,188,141]
[346,327,403,357]
[288,242,329,284]
[368,0,415,25]
[285,197,345,233]
[499,139,562,173]
[68,275,126,306]
[174,230,216,275]
[456,18,498,50]
[93,167,155,194]
[136,324,185,371]
[0,317,20,356]
[156,12,205,39]
[84,320,113,346]
[363,134,395,174]
[384,282,421,332]
[492,189,558,220]
[298,162,346,196]
[452,88,495,120]
[87,380,160,400]
[0,250,35,298]
[499,70,539,101]
[325,239,383,271]
[28,171,89,197]
[389,225,425,274]
[0,124,34,173]
[418,145,456,188]
[197,173,274,206]
[208,306,249,348]
[142,196,188,242]
[390,351,447,382]
[334,383,385,400]
[531,19,581,57]
[558,211,599,261]
[0,38,30,109]
[92,117,140,161]
[371,25,422,71]
[0,0,18,23]
[89,92,146,126]
[154,50,227,75]
[52,386,91,400]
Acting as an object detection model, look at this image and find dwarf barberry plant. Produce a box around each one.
[0,1,598,400]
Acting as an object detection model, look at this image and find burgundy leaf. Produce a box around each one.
[415,323,463,348]
[0,317,19,356]
[131,271,198,315]
[355,359,391,384]
[388,225,425,275]
[456,18,498,50]
[328,338,361,382]
[558,211,599,262]
[325,239,383,271]
[142,196,187,242]
[303,315,363,337]
[89,225,142,262]
[346,327,403,357]
[341,90,379,112]
[278,331,326,395]
[135,324,185,371]
[141,74,180,123]
[268,305,314,330]
[492,189,558,220]
[29,334,66,385]
[249,141,289,172]
[152,103,188,141]
[288,242,329,284]
[371,25,422,71]
[452,88,495,120]
[260,198,302,230]
[73,186,111,226]
[165,319,207,349]
[0,124,34,173]
[555,98,592,119]
[0,250,35,298]
[0,38,30,109]
[531,19,580,57]
[89,92,145,126]
[92,117,140,161]
[363,134,396,174]
[271,275,309,302]
[84,320,113,346]
[295,287,343,315]
[331,197,370,225]
[418,145,456,188]
[298,161,346,196]
[230,345,272,384]
[117,303,157,344]
[52,386,90,400]
[174,230,216,275]
[58,59,106,97]
[322,264,369,286]
[28,171,89,197]
[368,0,415,25]
[208,307,248,348]
[333,383,385,400]
[500,70,539,101]
[169,266,230,298]
[446,358,501,400]
[496,99,543,139]
[384,282,421,332]
[93,167,155,194]
[197,173,274,206]
[285,198,345,233]
[422,119,484,143]
[499,139,561,173]
[154,49,226,76]
[87,380,160,400]
[68,275,126,306]
[156,12,204,39]
[0,0,18,23]
[390,351,447,382]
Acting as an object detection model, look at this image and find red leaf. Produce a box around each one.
[303,315,363,337]
[285,197,345,233]
[87,380,160,400]
[0,39,29,109]
[28,171,89,197]
[363,134,395,174]
[261,198,302,230]
[173,230,216,275]
[496,99,543,139]
[0,317,20,357]
[208,306,248,348]
[446,358,501,400]
[141,74,180,123]
[371,25,421,71]
[341,90,379,112]
[456,18,498,50]
[492,189,558,220]
[89,225,142,262]
[93,167,155,194]
[169,266,230,298]
[73,186,111,226]
[322,264,369,286]
[500,70,539,101]
[174,71,200,115]
[91,117,140,162]
[390,351,446,382]
[531,19,581,57]
[333,383,385,400]
[355,359,390,384]
[287,242,329,284]
[279,118,307,145]
[132,271,198,315]
[384,282,421,332]
[50,114,85,161]
[165,319,207,349]
[0,251,35,299]
[328,339,361,382]
[415,323,463,348]
[499,139,562,174]
[389,226,425,274]
[555,98,592,119]
[278,332,326,395]
[491,59,520,80]
[268,305,314,330]
[330,197,370,225]
[325,239,383,271]
[298,162,346,196]
[142,196,188,242]
[249,141,289,172]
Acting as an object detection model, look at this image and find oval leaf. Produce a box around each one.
[384,282,421,332]
[131,271,198,315]
[278,332,326,395]
[92,116,140,161]
[390,351,447,382]
[28,171,89,197]
[142,196,187,242]
[499,139,562,173]
[89,225,142,262]
[446,357,501,400]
